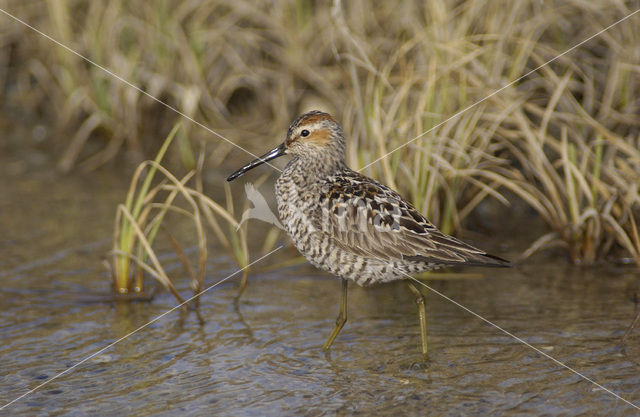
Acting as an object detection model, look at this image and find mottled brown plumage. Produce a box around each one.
[227,110,509,359]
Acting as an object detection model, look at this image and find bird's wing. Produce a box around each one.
[313,170,508,267]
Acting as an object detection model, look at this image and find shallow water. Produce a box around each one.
[1,158,640,416]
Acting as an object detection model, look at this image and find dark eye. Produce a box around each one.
[300,129,310,137]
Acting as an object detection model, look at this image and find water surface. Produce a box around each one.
[1,156,639,416]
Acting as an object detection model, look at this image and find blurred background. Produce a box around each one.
[2,0,639,266]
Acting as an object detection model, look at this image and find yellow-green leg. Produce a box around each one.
[407,281,428,360]
[323,279,348,351]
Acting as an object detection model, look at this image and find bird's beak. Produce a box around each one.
[226,143,287,181]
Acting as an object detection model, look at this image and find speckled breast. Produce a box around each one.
[274,162,417,286]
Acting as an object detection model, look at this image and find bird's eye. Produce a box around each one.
[300,129,310,137]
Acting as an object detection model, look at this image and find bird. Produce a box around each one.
[227,110,510,360]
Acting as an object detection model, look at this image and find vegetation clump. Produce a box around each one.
[2,0,638,267]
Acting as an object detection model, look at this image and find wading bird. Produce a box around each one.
[227,110,509,359]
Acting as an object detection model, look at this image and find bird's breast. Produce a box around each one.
[276,177,315,228]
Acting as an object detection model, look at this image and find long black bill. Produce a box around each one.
[226,143,286,182]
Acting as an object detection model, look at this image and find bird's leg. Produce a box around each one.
[407,281,428,360]
[323,279,348,351]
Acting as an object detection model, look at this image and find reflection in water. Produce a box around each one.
[232,298,255,343]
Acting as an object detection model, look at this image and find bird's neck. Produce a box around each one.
[284,151,346,185]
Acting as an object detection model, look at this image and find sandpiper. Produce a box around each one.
[227,110,509,359]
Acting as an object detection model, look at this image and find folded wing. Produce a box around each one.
[315,170,510,267]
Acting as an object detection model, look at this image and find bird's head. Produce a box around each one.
[227,110,345,181]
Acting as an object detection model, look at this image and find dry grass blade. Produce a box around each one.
[194,150,252,297]
[111,133,257,302]
[112,124,182,292]
[114,204,185,304]
[111,124,212,301]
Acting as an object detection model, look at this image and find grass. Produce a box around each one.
[2,0,639,268]
[111,123,253,302]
